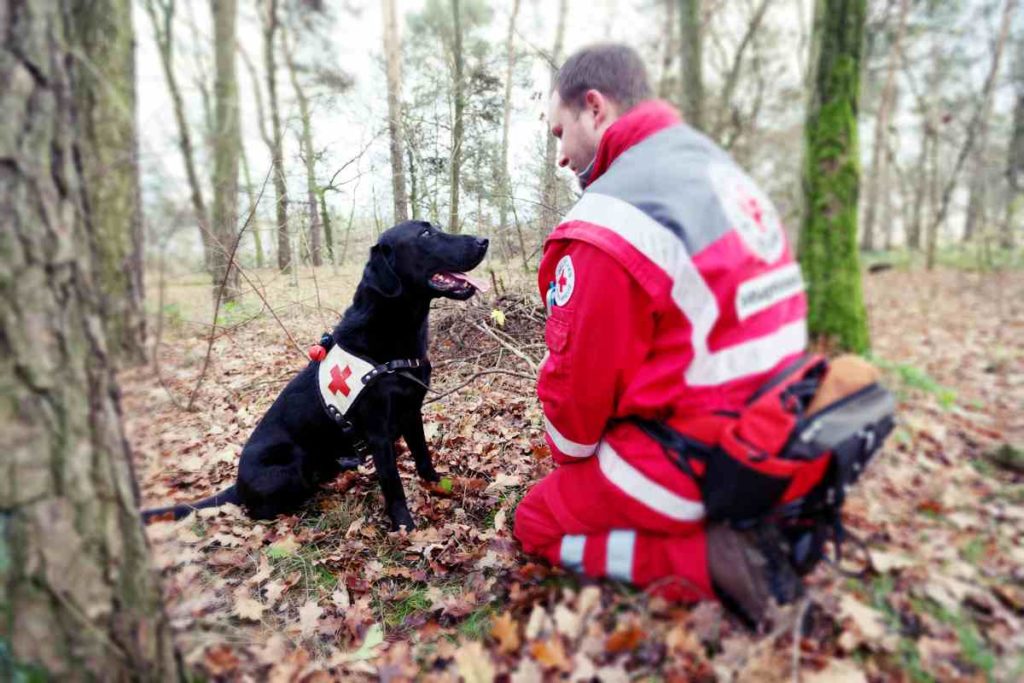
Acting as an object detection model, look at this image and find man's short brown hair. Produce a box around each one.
[554,43,652,111]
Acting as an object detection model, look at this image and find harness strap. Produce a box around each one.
[361,358,426,384]
[310,331,430,468]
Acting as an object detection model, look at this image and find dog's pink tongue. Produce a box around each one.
[451,271,490,293]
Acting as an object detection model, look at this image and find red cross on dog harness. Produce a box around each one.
[316,345,376,417]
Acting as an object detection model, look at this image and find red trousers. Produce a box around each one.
[513,452,714,602]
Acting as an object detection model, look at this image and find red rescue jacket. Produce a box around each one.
[537,100,808,525]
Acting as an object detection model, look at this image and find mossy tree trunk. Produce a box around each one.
[69,0,147,364]
[798,0,870,353]
[0,2,181,679]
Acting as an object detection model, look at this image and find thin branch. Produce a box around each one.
[186,163,275,410]
[424,369,535,404]
[473,322,539,373]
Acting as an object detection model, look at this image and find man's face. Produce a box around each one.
[548,91,603,176]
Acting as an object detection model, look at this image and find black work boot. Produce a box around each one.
[706,521,803,629]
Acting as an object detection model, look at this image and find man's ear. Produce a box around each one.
[364,244,403,298]
[585,89,614,126]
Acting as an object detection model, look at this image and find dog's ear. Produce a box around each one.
[364,244,403,298]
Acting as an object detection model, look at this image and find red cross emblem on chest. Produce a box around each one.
[329,364,353,397]
[557,272,568,292]
[739,192,768,232]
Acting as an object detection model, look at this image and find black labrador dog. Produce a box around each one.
[142,221,488,530]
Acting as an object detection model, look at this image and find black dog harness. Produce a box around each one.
[307,333,429,464]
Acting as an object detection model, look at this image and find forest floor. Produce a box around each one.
[123,262,1024,682]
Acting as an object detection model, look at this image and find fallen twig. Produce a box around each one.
[424,369,536,405]
[473,322,539,373]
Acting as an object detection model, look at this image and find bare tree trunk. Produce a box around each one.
[407,143,419,216]
[499,0,522,254]
[70,0,146,364]
[907,120,931,250]
[714,0,771,140]
[319,189,335,263]
[282,28,323,266]
[679,0,704,130]
[925,122,940,267]
[659,0,677,99]
[925,0,1016,269]
[881,134,900,249]
[263,0,291,272]
[861,0,909,251]
[240,44,272,148]
[211,0,242,301]
[239,44,272,267]
[1004,29,1024,249]
[144,0,214,273]
[240,141,265,267]
[382,0,409,222]
[540,0,569,234]
[964,7,1013,243]
[448,0,465,233]
[0,2,181,677]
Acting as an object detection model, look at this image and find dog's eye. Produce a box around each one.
[419,228,432,238]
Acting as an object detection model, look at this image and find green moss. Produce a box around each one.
[455,605,497,641]
[799,0,870,353]
[379,587,434,630]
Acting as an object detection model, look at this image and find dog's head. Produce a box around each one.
[361,221,489,301]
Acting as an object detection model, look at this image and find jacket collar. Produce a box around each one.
[583,99,682,189]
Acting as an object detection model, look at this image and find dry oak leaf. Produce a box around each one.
[529,638,572,672]
[604,623,646,654]
[490,611,522,654]
[234,595,264,622]
[203,645,240,677]
[802,657,868,683]
[298,600,324,637]
[454,640,496,683]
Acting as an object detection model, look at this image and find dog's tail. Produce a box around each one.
[141,485,240,523]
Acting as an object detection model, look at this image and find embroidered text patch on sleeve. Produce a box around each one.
[708,161,785,263]
[553,255,576,307]
[735,262,805,321]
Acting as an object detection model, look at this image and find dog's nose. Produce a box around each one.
[476,238,489,249]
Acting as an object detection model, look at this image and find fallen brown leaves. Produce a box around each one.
[123,267,1024,680]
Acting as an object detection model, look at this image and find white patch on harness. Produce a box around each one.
[553,255,576,307]
[317,345,377,417]
[735,263,805,321]
[709,161,785,263]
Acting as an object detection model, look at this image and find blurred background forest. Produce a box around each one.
[137,0,1023,315]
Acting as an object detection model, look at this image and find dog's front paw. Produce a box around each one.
[388,506,416,532]
[416,465,440,483]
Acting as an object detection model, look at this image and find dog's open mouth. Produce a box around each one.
[428,271,489,296]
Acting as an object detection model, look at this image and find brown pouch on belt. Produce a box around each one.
[806,355,882,417]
